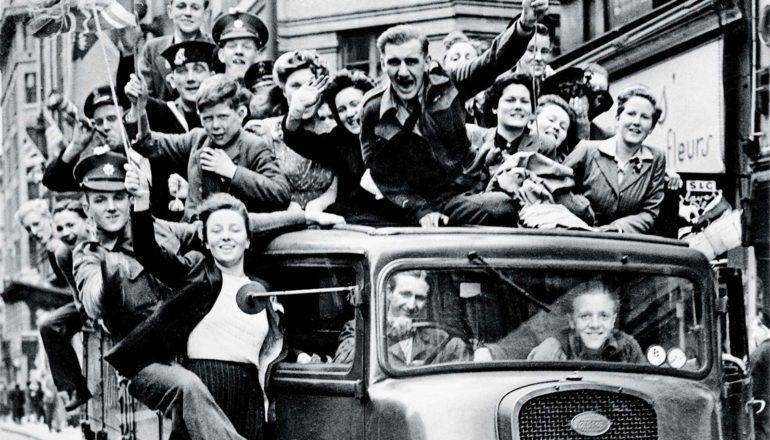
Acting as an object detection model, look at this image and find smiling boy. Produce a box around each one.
[131,74,290,220]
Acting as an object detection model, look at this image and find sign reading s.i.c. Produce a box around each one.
[593,40,725,174]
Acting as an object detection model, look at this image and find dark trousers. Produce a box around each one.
[438,191,519,226]
[39,303,88,393]
[187,359,263,440]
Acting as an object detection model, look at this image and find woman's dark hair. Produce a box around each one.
[52,199,87,219]
[482,72,535,126]
[615,86,663,127]
[323,69,377,125]
[196,193,251,245]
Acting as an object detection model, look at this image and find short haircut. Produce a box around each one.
[534,23,551,40]
[483,72,535,125]
[387,270,428,293]
[616,86,663,127]
[52,199,87,219]
[15,199,50,226]
[196,192,251,245]
[536,94,577,139]
[376,24,429,56]
[167,0,209,7]
[562,281,620,315]
[323,69,377,124]
[195,74,251,113]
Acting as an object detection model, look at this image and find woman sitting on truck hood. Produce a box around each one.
[527,281,645,363]
[561,86,666,234]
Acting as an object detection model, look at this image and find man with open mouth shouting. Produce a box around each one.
[213,10,269,85]
[360,0,549,228]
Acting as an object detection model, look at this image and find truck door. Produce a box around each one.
[260,257,367,440]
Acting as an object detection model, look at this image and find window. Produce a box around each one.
[380,265,706,375]
[24,73,37,104]
[257,260,362,372]
[339,28,384,78]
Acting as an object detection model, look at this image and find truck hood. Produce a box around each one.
[366,370,719,440]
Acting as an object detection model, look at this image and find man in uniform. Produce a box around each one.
[70,151,248,440]
[139,0,212,100]
[359,0,549,227]
[213,10,269,83]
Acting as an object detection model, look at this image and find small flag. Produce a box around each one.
[27,0,137,39]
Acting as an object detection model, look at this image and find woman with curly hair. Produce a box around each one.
[283,68,403,224]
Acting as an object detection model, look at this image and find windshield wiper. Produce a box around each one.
[467,251,552,313]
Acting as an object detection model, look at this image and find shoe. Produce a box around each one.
[64,388,92,411]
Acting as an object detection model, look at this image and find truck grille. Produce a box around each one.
[517,389,657,440]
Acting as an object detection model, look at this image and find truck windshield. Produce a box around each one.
[380,266,706,374]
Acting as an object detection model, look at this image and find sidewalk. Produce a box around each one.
[0,420,81,440]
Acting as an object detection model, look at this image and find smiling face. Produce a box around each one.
[172,62,211,104]
[21,210,53,244]
[84,191,131,234]
[616,96,655,147]
[381,39,429,102]
[167,0,206,36]
[200,102,244,146]
[204,209,250,269]
[92,104,123,149]
[387,273,429,319]
[531,103,570,148]
[569,292,618,351]
[516,33,552,78]
[443,41,476,71]
[53,210,88,247]
[495,83,533,131]
[218,38,261,80]
[334,86,364,135]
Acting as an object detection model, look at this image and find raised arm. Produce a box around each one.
[449,0,548,98]
[125,164,203,288]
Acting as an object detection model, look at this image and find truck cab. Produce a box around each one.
[254,225,754,440]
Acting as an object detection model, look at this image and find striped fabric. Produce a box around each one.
[186,359,264,440]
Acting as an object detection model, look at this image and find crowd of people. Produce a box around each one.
[12,0,695,438]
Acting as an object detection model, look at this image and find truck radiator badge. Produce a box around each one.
[570,411,612,437]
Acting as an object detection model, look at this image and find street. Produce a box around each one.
[0,420,81,440]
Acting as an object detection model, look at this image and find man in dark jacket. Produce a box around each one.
[359,0,548,227]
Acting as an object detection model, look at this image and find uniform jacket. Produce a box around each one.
[105,209,287,422]
[359,17,535,222]
[72,218,196,338]
[132,127,291,220]
[561,138,666,234]
[139,33,213,101]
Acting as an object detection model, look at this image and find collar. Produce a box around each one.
[565,328,622,360]
[379,70,450,118]
[598,138,655,161]
[494,130,528,153]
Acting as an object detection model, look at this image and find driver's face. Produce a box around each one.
[387,273,429,319]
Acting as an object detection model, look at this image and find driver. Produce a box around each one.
[527,281,645,363]
[334,270,468,366]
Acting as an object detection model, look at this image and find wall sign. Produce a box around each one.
[594,40,726,173]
